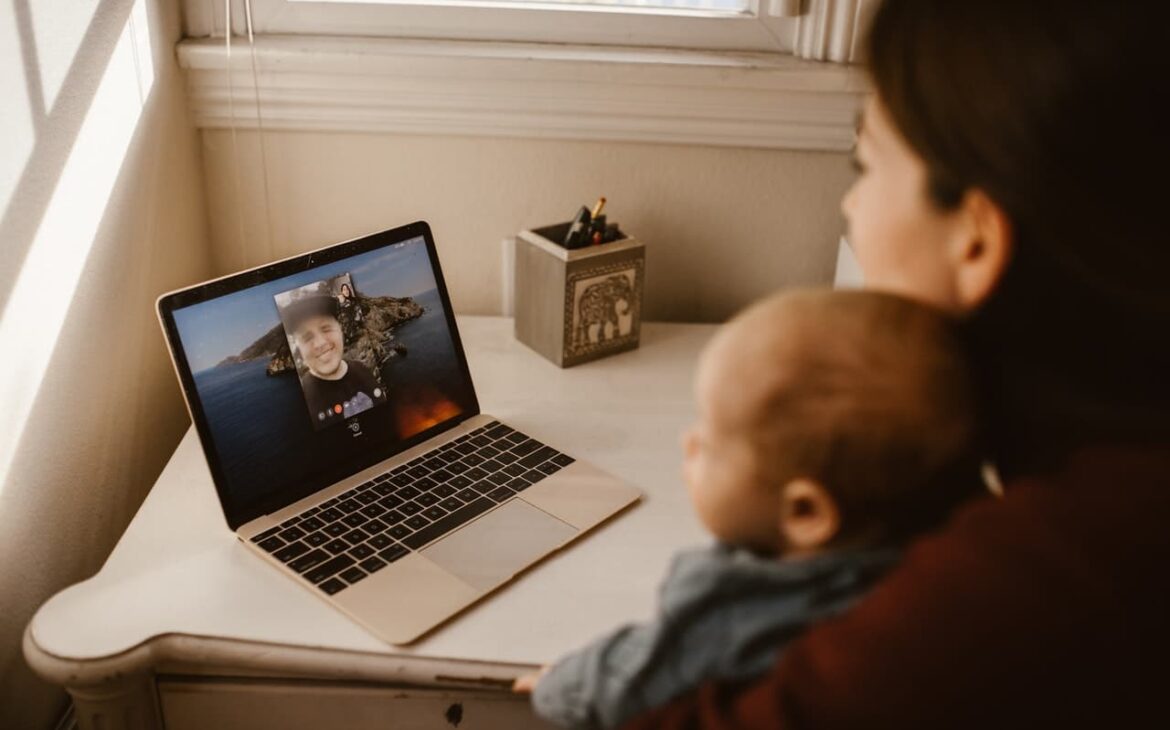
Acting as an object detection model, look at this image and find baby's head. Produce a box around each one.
[682,289,980,556]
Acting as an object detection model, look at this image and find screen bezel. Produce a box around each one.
[157,221,480,530]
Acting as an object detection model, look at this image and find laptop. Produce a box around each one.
[157,221,641,644]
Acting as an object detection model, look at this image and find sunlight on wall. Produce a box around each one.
[28,0,103,111]
[0,0,155,491]
[0,4,34,206]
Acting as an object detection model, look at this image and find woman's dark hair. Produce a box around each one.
[865,1,1169,474]
[340,283,353,297]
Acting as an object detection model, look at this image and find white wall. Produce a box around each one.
[0,0,212,727]
[201,130,854,322]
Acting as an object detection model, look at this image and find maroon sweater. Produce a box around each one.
[623,445,1170,728]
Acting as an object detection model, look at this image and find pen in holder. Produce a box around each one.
[514,205,645,368]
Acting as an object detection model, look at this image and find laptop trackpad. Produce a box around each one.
[422,499,577,591]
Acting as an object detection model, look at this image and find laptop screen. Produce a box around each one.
[160,223,479,529]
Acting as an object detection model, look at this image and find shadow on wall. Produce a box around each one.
[0,0,211,727]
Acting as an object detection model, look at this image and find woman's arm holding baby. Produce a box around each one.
[620,473,1164,729]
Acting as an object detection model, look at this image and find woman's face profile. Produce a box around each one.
[841,96,971,312]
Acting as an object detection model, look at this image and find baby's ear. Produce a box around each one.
[778,478,840,552]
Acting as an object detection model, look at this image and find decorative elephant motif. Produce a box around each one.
[575,274,634,346]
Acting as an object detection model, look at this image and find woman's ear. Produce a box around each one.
[949,188,1014,309]
[779,478,840,553]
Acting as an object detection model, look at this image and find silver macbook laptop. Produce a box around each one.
[157,221,640,644]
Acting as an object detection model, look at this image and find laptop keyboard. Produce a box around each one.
[248,422,576,596]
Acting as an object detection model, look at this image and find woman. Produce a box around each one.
[337,281,364,323]
[625,1,1169,726]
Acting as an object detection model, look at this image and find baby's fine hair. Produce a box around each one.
[733,289,982,541]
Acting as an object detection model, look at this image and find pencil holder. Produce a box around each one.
[514,223,645,368]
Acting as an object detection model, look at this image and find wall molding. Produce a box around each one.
[177,36,866,151]
[793,0,878,63]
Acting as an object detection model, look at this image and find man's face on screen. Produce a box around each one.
[295,314,345,379]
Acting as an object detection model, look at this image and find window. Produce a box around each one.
[183,0,796,53]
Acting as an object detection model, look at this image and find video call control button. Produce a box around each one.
[305,554,355,584]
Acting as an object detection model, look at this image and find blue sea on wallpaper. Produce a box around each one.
[192,288,464,496]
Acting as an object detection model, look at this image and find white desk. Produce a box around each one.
[25,317,715,730]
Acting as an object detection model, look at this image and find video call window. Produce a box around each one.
[274,273,388,430]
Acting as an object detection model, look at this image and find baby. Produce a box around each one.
[518,289,986,729]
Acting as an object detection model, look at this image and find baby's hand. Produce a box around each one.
[512,665,550,694]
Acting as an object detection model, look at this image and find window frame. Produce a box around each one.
[183,0,797,54]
